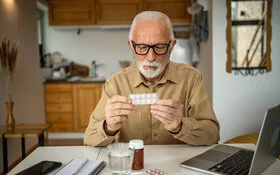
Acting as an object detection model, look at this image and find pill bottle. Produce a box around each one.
[129,139,144,170]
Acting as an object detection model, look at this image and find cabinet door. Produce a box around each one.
[45,83,74,132]
[73,84,103,132]
[48,0,95,25]
[45,84,72,93]
[96,0,143,24]
[144,0,191,23]
[46,103,73,113]
[47,113,74,132]
[46,93,72,103]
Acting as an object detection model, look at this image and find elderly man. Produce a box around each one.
[84,11,220,146]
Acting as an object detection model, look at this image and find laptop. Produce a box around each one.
[180,104,280,175]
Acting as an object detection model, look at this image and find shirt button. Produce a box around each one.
[153,133,158,137]
[152,87,157,92]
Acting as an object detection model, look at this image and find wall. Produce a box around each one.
[0,0,45,171]
[43,21,193,78]
[212,0,280,143]
[43,26,133,78]
[197,0,213,104]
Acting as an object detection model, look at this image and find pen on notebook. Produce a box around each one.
[72,159,88,175]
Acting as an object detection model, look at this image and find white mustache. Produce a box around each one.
[137,61,163,78]
[139,61,162,67]
[135,53,170,79]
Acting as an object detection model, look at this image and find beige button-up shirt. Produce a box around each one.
[84,61,220,146]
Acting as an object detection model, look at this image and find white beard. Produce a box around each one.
[136,55,170,79]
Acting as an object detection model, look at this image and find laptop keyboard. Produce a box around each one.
[208,149,254,175]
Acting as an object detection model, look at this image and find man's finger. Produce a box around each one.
[107,95,132,104]
[110,109,136,117]
[106,102,136,111]
[106,115,127,125]
[151,104,176,114]
[155,99,181,108]
[151,109,174,122]
[111,115,128,124]
[153,114,173,123]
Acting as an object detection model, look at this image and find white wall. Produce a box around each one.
[197,0,213,104]
[0,0,45,171]
[213,1,280,143]
[44,26,133,78]
[43,18,192,79]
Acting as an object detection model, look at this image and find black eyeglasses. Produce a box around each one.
[131,40,171,55]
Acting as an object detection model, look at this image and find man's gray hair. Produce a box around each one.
[128,11,174,41]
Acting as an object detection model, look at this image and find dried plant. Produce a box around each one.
[0,39,19,102]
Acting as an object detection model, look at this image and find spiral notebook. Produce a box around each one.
[55,159,106,175]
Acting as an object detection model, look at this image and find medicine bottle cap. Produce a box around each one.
[129,139,144,149]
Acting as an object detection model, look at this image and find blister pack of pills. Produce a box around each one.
[129,93,158,105]
[145,168,167,175]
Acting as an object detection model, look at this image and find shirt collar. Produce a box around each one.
[133,61,178,87]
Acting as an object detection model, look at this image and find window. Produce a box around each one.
[226,0,272,75]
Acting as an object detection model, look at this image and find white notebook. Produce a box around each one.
[55,159,106,175]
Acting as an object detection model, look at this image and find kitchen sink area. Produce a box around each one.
[66,76,107,82]
[43,75,107,84]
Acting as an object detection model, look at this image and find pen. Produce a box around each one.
[72,158,88,175]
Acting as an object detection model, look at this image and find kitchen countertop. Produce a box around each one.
[44,77,106,84]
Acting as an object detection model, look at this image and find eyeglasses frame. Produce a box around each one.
[131,40,172,55]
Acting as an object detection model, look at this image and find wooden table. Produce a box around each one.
[224,132,280,160]
[224,132,260,145]
[0,124,51,174]
[7,144,280,175]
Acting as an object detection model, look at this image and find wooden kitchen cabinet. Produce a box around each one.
[96,0,143,24]
[73,84,103,132]
[48,0,96,25]
[44,83,103,132]
[48,0,191,26]
[144,0,191,23]
[45,84,74,132]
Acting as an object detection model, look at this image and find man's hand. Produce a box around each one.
[105,95,136,134]
[150,99,184,133]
